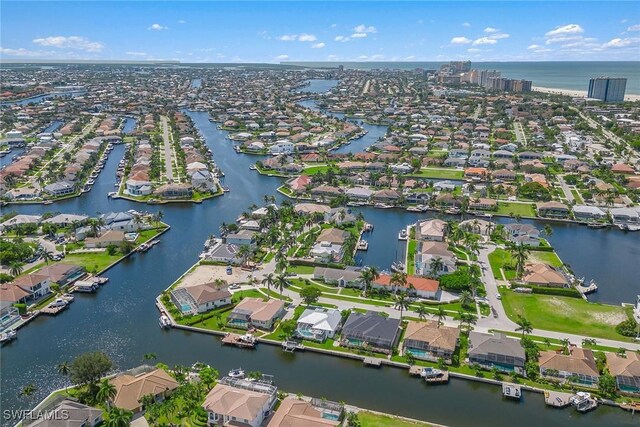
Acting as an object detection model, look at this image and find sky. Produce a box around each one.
[1,1,639,63]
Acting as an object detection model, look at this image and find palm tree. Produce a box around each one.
[19,383,37,399]
[515,315,533,338]
[415,304,428,321]
[459,290,474,309]
[459,312,477,331]
[153,210,164,226]
[138,393,156,411]
[105,407,133,427]
[97,378,117,408]
[237,244,252,267]
[358,266,379,297]
[508,243,530,278]
[42,250,54,265]
[275,273,288,297]
[390,271,407,295]
[394,292,410,321]
[57,361,70,390]
[261,273,275,299]
[560,338,571,355]
[432,306,447,327]
[9,262,23,277]
[428,257,444,278]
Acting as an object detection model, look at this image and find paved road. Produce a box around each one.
[513,121,527,147]
[556,175,574,203]
[160,115,174,181]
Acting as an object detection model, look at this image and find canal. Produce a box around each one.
[0,82,638,426]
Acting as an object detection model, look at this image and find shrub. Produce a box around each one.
[615,318,638,337]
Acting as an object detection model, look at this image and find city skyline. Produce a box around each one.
[1,1,639,63]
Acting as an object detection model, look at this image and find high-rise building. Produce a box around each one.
[480,70,500,88]
[587,77,627,102]
[450,60,471,73]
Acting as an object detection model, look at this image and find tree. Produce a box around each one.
[199,366,219,389]
[300,286,322,305]
[9,262,24,277]
[261,273,275,299]
[415,304,428,321]
[508,243,530,278]
[459,311,477,331]
[97,378,117,408]
[69,351,113,387]
[237,244,252,267]
[390,271,407,294]
[143,353,157,362]
[19,383,37,399]
[359,266,379,297]
[105,407,133,427]
[279,319,297,339]
[138,394,156,411]
[597,371,617,398]
[432,306,447,327]
[515,315,533,338]
[275,273,288,296]
[394,292,410,321]
[458,290,474,309]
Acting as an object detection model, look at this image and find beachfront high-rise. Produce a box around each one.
[588,77,627,102]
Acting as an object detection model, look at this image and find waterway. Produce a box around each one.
[0,91,86,107]
[0,83,638,426]
[121,117,137,134]
[41,120,64,134]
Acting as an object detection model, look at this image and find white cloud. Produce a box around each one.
[627,24,640,32]
[602,38,634,48]
[489,33,510,40]
[32,36,104,52]
[353,25,377,34]
[278,33,317,42]
[0,46,51,57]
[276,54,289,60]
[467,48,481,53]
[126,51,149,57]
[371,54,384,60]
[311,42,326,49]
[484,27,498,33]
[545,24,584,37]
[351,32,368,39]
[450,36,472,45]
[472,37,497,46]
[334,35,350,42]
[462,22,471,27]
[357,55,369,60]
[177,20,187,24]
[527,44,541,50]
[148,23,168,31]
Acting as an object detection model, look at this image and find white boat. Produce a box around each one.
[390,261,405,273]
[228,368,245,379]
[0,330,17,344]
[159,315,171,329]
[406,206,422,212]
[374,203,392,209]
[398,229,408,241]
[357,240,369,251]
[420,367,444,379]
[249,164,257,170]
[570,392,598,412]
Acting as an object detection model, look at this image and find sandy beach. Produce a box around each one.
[533,86,640,102]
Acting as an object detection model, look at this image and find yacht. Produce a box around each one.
[228,368,245,379]
[0,330,17,344]
[420,367,444,379]
[159,315,171,329]
[374,203,392,209]
[398,229,408,241]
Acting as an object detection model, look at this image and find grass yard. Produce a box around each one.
[358,411,436,427]
[406,239,417,275]
[570,189,584,204]
[500,290,633,342]
[410,168,464,180]
[487,248,515,280]
[302,165,333,175]
[496,202,536,217]
[259,287,292,301]
[62,252,123,273]
[528,250,563,267]
[287,265,315,274]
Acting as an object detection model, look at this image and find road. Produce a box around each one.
[513,121,527,147]
[160,115,174,181]
[556,175,574,203]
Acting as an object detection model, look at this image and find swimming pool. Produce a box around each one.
[321,412,340,421]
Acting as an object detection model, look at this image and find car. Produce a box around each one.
[226,266,232,275]
[495,293,501,300]
[229,284,240,290]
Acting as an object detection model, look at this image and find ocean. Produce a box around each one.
[286,61,640,95]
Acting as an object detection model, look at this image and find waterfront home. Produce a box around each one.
[203,241,241,265]
[153,183,193,199]
[0,214,41,231]
[414,241,457,277]
[36,263,85,286]
[433,180,457,192]
[324,208,357,226]
[372,274,440,299]
[536,201,570,218]
[288,175,312,194]
[538,347,599,386]
[267,397,340,427]
[611,163,636,174]
[605,351,640,395]
[310,241,344,263]
[522,263,569,288]
[294,203,331,215]
[84,230,127,248]
[572,205,607,221]
[296,307,343,342]
[41,213,89,228]
[464,167,488,179]
[415,219,447,242]
[341,311,401,354]
[0,283,31,305]
[468,331,526,375]
[125,178,153,196]
[228,297,285,330]
[345,186,374,201]
[189,169,217,192]
[225,229,257,248]
[504,223,540,247]
[24,399,103,427]
[492,169,516,181]
[372,189,401,203]
[313,267,362,288]
[43,181,75,197]
[469,198,497,211]
[459,219,494,236]
[171,282,232,315]
[110,368,179,413]
[202,379,278,427]
[100,211,148,233]
[609,207,640,225]
[10,273,51,300]
[403,320,460,363]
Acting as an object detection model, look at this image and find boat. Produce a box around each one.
[363,223,374,232]
[374,203,392,209]
[222,186,230,192]
[587,222,607,229]
[357,240,369,251]
[108,192,117,198]
[406,206,422,212]
[249,164,257,170]
[445,208,460,215]
[570,392,598,412]
[398,229,408,241]
[228,368,245,379]
[420,367,444,379]
[159,315,171,329]
[390,261,405,273]
[0,330,17,344]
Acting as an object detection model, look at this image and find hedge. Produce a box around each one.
[516,284,581,298]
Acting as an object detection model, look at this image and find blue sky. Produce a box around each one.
[1,1,639,62]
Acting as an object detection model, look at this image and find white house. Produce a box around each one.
[269,140,294,155]
[125,179,153,196]
[202,380,277,427]
[296,307,343,342]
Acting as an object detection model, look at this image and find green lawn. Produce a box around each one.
[496,202,536,217]
[302,165,333,175]
[528,250,563,267]
[287,265,315,274]
[409,168,464,180]
[500,290,633,342]
[358,411,436,427]
[259,287,292,301]
[570,189,584,204]
[62,252,123,274]
[487,248,515,280]
[406,239,417,275]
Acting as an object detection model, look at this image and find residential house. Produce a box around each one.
[469,198,497,211]
[43,181,75,197]
[110,368,179,413]
[606,351,640,394]
[125,179,153,196]
[24,399,103,427]
[372,274,440,299]
[10,273,51,299]
[171,282,232,314]
[225,229,257,248]
[228,297,285,330]
[153,183,193,199]
[36,263,85,286]
[296,307,343,342]
[572,205,607,221]
[202,379,278,427]
[267,397,340,427]
[341,311,401,354]
[536,201,570,218]
[84,230,126,248]
[415,219,447,242]
[403,320,460,363]
[415,241,457,277]
[504,223,540,247]
[539,347,599,386]
[468,331,526,374]
[313,267,362,288]
[522,263,569,288]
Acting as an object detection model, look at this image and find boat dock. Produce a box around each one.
[282,340,305,352]
[544,390,573,408]
[221,333,256,348]
[502,383,522,400]
[363,357,383,367]
[40,304,68,315]
[408,365,424,376]
[424,370,449,384]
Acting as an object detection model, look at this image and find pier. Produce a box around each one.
[502,383,522,400]
[544,390,572,408]
[221,332,257,348]
[363,357,383,367]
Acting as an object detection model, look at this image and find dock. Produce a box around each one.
[363,357,382,367]
[409,365,424,376]
[40,304,68,315]
[502,383,522,400]
[282,340,304,352]
[221,333,256,349]
[544,390,573,408]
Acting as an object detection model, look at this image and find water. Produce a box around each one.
[0,91,86,107]
[191,78,202,89]
[42,120,64,134]
[121,117,137,134]
[291,62,640,95]
[1,84,638,427]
